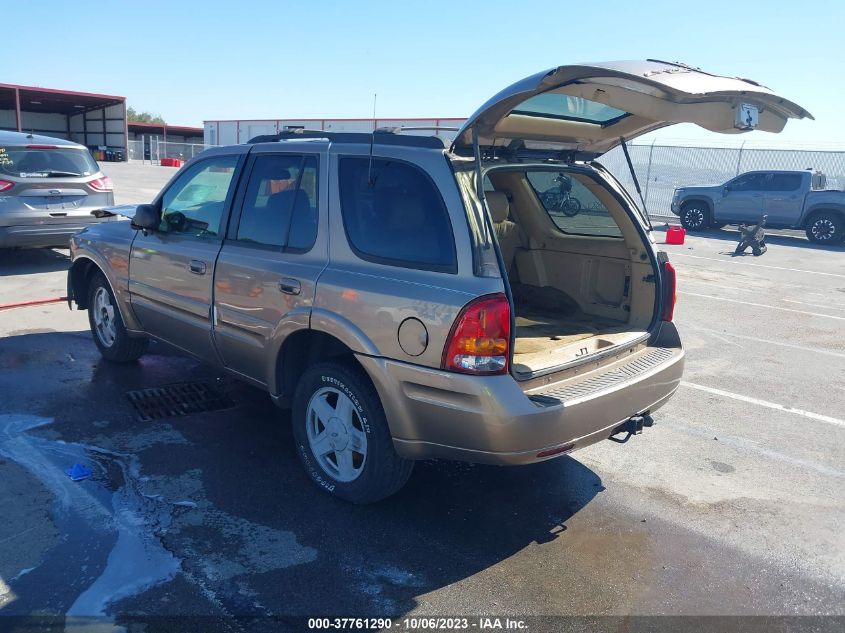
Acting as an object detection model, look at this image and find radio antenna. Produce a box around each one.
[367,93,377,186]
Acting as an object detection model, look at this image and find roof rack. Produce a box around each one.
[374,125,460,134]
[247,128,446,149]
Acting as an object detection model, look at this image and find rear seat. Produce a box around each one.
[485,191,527,276]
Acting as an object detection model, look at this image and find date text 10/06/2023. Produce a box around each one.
[307,617,529,631]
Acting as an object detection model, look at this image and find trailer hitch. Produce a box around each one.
[609,414,655,443]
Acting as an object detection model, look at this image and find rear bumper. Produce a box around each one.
[0,221,104,248]
[358,321,684,465]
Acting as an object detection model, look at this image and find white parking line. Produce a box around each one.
[672,422,845,479]
[682,382,845,428]
[679,276,843,301]
[782,298,845,312]
[671,253,845,279]
[684,326,845,360]
[679,291,845,321]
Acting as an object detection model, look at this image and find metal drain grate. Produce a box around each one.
[126,381,236,421]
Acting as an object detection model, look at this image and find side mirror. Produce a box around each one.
[723,185,731,196]
[131,203,160,231]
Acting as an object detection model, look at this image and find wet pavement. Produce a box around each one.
[0,214,843,630]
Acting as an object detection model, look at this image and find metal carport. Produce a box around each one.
[0,83,127,160]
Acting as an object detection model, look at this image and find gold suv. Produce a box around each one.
[68,61,809,502]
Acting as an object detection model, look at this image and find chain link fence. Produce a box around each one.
[127,139,144,161]
[124,134,845,222]
[127,136,215,163]
[599,142,845,220]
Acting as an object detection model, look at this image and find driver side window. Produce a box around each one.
[159,155,239,238]
[730,173,766,192]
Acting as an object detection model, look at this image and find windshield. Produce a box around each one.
[0,146,100,178]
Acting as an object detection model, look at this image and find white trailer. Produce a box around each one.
[204,117,466,146]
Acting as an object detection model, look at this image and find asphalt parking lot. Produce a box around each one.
[0,163,843,630]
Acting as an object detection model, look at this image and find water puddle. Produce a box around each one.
[0,414,181,620]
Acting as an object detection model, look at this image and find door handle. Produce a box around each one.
[278,278,301,295]
[189,260,207,275]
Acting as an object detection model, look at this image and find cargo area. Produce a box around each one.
[484,166,657,379]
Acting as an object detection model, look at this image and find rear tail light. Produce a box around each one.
[442,293,510,375]
[89,176,113,192]
[0,180,12,193]
[660,261,676,321]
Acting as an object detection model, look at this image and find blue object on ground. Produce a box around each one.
[65,463,92,481]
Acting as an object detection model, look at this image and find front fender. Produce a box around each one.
[679,195,716,211]
[69,238,141,332]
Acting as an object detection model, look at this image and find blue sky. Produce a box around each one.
[9,0,845,146]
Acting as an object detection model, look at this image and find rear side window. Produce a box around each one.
[526,170,622,238]
[236,154,318,251]
[338,157,456,272]
[768,173,802,192]
[0,146,99,177]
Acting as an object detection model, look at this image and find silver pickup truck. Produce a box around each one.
[671,170,845,244]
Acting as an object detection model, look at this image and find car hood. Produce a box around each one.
[90,203,141,219]
[453,60,812,158]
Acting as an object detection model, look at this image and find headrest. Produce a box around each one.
[485,191,509,223]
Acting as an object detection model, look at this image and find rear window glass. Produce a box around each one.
[512,94,628,125]
[236,154,318,251]
[338,158,456,273]
[0,146,99,178]
[767,173,802,192]
[526,170,622,238]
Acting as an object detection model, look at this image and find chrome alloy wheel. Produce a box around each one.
[810,217,836,241]
[683,207,706,229]
[92,286,117,347]
[306,386,368,483]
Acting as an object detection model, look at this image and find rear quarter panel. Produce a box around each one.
[802,191,845,224]
[315,144,503,368]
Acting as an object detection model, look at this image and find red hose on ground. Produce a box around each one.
[0,296,69,311]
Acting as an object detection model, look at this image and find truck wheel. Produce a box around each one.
[292,360,413,504]
[87,271,149,362]
[805,213,844,244]
[680,203,710,231]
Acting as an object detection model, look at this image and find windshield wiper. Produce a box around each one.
[43,170,84,177]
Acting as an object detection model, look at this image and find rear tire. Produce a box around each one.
[87,271,149,362]
[805,212,844,244]
[561,197,581,217]
[680,203,711,231]
[291,360,413,504]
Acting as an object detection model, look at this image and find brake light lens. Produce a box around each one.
[0,180,12,193]
[89,176,113,191]
[26,144,59,149]
[442,293,510,375]
[661,261,676,321]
